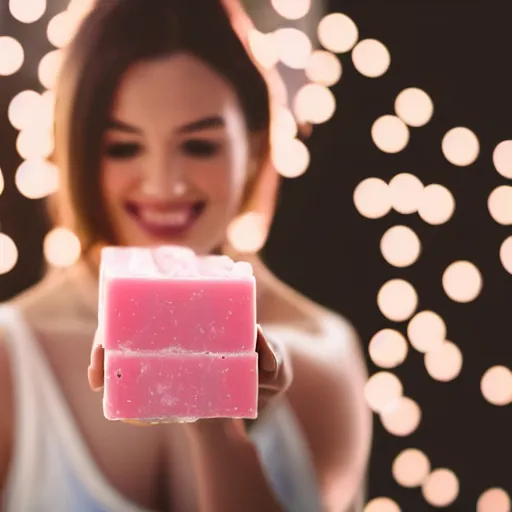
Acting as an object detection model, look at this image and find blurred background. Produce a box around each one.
[1,0,511,510]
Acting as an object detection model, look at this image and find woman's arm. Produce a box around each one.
[0,335,14,510]
[286,317,372,512]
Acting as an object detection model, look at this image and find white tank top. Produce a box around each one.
[0,305,323,512]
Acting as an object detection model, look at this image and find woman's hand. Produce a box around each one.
[88,325,292,422]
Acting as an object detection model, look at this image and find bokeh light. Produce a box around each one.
[424,341,463,382]
[388,173,424,214]
[380,225,421,267]
[407,310,447,353]
[38,50,63,89]
[488,185,512,225]
[0,233,19,275]
[371,116,410,154]
[15,159,59,199]
[0,169,4,197]
[377,279,418,322]
[368,329,408,369]
[481,366,512,406]
[392,448,431,488]
[305,50,342,87]
[227,212,267,254]
[394,88,434,127]
[270,0,311,20]
[271,138,310,178]
[274,28,312,70]
[47,10,77,48]
[442,260,483,303]
[418,184,455,225]
[16,128,54,160]
[364,372,403,413]
[380,396,421,437]
[422,469,460,508]
[499,236,512,275]
[477,488,511,512]
[442,127,480,166]
[493,140,512,179]
[0,37,24,76]
[271,106,298,143]
[43,227,81,268]
[364,497,401,512]
[9,0,46,24]
[8,90,44,131]
[248,29,279,69]
[317,13,359,54]
[352,39,391,78]
[354,178,392,219]
[293,83,336,124]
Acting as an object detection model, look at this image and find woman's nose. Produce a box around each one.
[141,156,187,198]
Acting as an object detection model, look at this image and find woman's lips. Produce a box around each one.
[125,200,206,238]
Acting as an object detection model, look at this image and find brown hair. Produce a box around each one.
[51,0,271,254]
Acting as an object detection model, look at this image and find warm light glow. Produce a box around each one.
[247,30,279,69]
[364,372,403,413]
[394,88,434,127]
[38,50,63,90]
[481,366,512,406]
[43,227,81,268]
[270,0,311,20]
[493,140,512,179]
[377,279,418,322]
[380,225,421,268]
[47,10,77,48]
[227,212,267,253]
[442,127,480,166]
[0,169,4,196]
[388,173,424,214]
[422,469,460,508]
[9,0,46,23]
[15,159,59,199]
[271,138,310,178]
[364,497,401,512]
[16,128,54,160]
[0,37,24,76]
[293,83,336,124]
[7,90,44,131]
[353,178,391,219]
[477,488,511,512]
[67,0,94,20]
[273,28,312,70]
[40,90,56,128]
[488,185,512,225]
[499,236,512,275]
[0,233,19,275]
[371,115,410,154]
[271,106,298,143]
[305,50,342,87]
[407,311,446,353]
[352,39,390,78]
[368,329,408,369]
[418,184,455,225]
[392,448,431,488]
[424,341,463,382]
[380,396,421,436]
[442,260,483,303]
[317,13,359,54]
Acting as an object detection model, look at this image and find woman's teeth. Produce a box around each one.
[139,208,192,227]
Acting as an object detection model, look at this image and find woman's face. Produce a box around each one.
[100,52,254,255]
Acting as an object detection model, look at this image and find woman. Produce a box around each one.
[0,0,371,511]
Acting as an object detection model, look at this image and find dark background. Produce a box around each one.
[1,1,511,510]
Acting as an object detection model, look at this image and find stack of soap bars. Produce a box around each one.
[99,245,258,422]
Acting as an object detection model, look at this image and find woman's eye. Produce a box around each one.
[181,139,221,158]
[104,142,141,159]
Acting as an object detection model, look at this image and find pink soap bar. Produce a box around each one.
[100,246,256,353]
[98,246,259,422]
[103,352,258,421]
